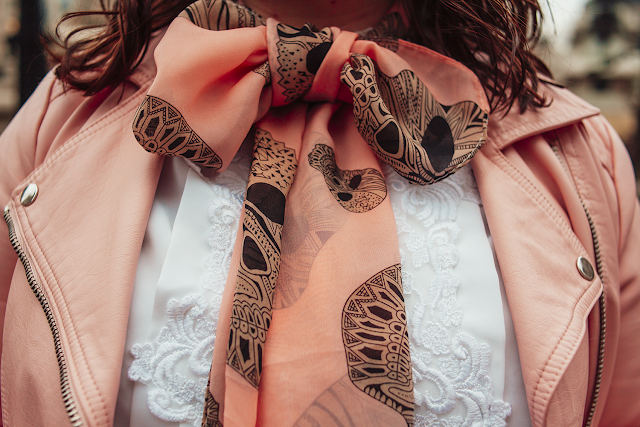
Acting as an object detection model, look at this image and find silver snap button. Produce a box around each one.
[20,183,38,206]
[577,256,595,281]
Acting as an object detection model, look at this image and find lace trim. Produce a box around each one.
[129,153,249,426]
[129,156,510,426]
[384,164,512,427]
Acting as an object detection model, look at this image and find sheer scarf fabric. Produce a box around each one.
[132,1,490,425]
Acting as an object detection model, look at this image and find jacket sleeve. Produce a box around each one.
[595,116,640,426]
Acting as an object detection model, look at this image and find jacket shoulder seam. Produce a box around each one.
[13,205,107,425]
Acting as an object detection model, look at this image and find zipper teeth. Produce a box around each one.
[3,206,83,427]
[583,205,606,427]
[550,144,606,427]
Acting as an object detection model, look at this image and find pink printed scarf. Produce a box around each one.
[132,1,489,425]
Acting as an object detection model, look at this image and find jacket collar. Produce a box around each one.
[487,79,600,150]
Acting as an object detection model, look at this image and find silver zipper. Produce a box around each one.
[3,205,84,427]
[550,143,606,427]
[582,211,606,427]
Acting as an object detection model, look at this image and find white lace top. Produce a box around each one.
[113,143,532,427]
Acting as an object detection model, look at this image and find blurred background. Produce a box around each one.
[1,0,639,191]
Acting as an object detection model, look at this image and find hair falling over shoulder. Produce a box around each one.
[45,0,552,114]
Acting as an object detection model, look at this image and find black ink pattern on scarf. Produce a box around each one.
[181,0,263,30]
[133,96,223,169]
[342,264,414,426]
[275,23,333,102]
[201,380,223,427]
[308,144,387,213]
[341,54,488,185]
[227,128,297,388]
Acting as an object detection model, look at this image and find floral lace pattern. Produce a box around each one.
[384,164,511,427]
[129,154,510,426]
[129,151,250,426]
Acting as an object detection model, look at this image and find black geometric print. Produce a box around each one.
[340,53,488,185]
[275,170,348,309]
[180,0,263,30]
[275,24,333,102]
[227,128,297,388]
[201,380,223,427]
[133,95,223,169]
[253,62,271,85]
[342,265,414,426]
[308,144,387,213]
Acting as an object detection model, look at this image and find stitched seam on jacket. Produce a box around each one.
[604,120,627,255]
[549,126,612,427]
[1,202,15,426]
[15,204,107,426]
[560,121,614,427]
[9,76,153,426]
[479,141,601,426]
[593,122,621,277]
[580,119,613,177]
[25,76,153,185]
[580,118,622,252]
[483,141,589,254]
[538,288,601,427]
[491,112,598,151]
[485,143,598,425]
[562,124,612,286]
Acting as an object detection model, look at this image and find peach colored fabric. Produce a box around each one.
[1,18,640,427]
[132,3,492,425]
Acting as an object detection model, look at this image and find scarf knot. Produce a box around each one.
[266,23,339,105]
[131,3,492,424]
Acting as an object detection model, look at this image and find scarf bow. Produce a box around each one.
[132,1,489,425]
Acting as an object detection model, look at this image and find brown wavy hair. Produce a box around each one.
[46,0,551,113]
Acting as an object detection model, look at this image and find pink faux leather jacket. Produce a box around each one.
[1,33,639,427]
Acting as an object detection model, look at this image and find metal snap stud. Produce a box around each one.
[576,256,595,281]
[20,183,38,206]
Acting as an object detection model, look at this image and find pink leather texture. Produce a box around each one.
[1,31,639,427]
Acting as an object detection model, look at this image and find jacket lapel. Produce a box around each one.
[472,83,602,427]
[8,82,163,425]
[487,82,599,151]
